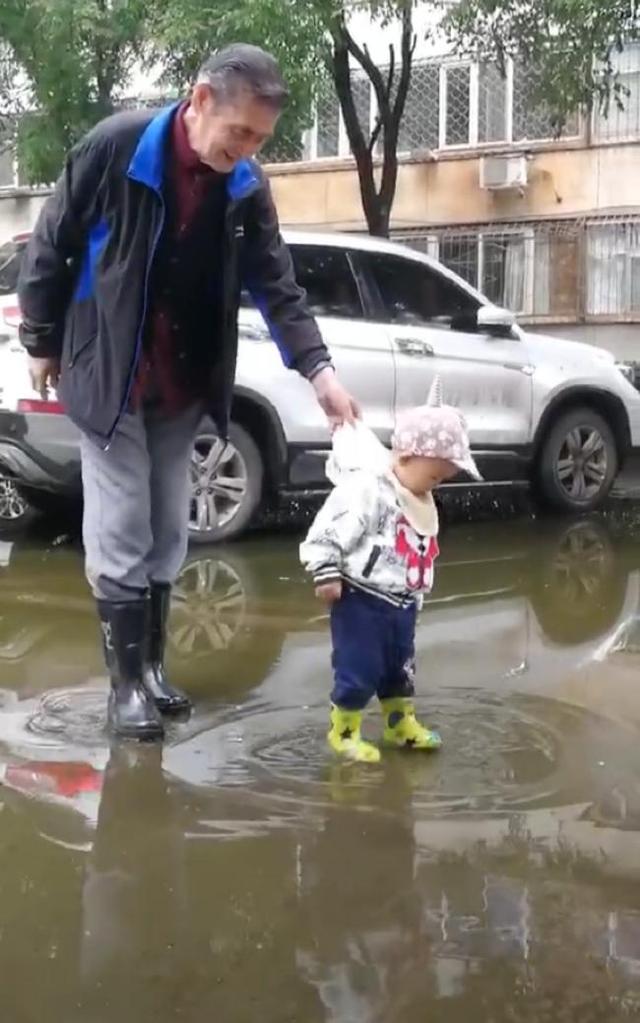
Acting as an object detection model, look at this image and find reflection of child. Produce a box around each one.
[300,377,482,763]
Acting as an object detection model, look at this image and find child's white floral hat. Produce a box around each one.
[391,376,482,481]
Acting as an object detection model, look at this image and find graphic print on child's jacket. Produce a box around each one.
[394,517,440,592]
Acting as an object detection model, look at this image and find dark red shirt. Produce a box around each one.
[134,102,222,414]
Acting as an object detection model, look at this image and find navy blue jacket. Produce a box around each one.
[17,102,331,445]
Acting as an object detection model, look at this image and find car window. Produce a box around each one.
[239,245,363,320]
[289,245,363,320]
[0,240,25,296]
[361,252,479,330]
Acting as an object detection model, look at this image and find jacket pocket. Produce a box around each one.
[68,331,97,368]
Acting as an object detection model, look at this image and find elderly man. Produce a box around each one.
[18,44,358,740]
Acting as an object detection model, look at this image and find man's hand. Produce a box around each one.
[311,367,360,430]
[28,356,60,400]
[315,580,343,605]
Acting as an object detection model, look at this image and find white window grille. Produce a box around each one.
[395,222,585,321]
[587,222,640,316]
[478,62,508,144]
[442,63,473,147]
[397,62,440,153]
[593,42,640,142]
[296,56,581,165]
[315,77,341,158]
[397,217,640,324]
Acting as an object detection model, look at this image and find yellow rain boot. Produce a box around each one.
[380,698,442,751]
[327,705,381,764]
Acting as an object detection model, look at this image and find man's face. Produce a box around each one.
[188,83,280,173]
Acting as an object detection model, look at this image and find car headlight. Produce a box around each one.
[615,361,636,385]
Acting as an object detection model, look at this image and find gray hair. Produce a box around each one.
[197,43,289,111]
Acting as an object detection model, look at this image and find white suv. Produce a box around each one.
[1,230,639,541]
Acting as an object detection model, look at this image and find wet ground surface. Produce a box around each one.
[2,508,640,1021]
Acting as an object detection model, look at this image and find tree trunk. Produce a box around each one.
[328,2,415,239]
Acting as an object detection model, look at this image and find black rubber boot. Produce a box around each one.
[144,582,192,717]
[98,599,165,741]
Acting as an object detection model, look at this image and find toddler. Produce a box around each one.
[300,377,481,763]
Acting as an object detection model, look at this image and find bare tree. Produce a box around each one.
[325,0,420,236]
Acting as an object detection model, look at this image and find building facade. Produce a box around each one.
[266,18,640,351]
[0,10,638,350]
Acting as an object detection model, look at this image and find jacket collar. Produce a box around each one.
[126,102,261,202]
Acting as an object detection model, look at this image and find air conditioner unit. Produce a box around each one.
[480,154,528,191]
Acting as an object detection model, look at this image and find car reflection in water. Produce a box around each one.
[0,721,639,1017]
[1,519,640,1014]
[0,516,638,714]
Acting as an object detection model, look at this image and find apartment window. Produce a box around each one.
[400,219,640,323]
[305,57,580,166]
[315,78,341,158]
[398,63,440,152]
[478,62,508,143]
[513,64,552,142]
[593,43,640,141]
[532,233,580,318]
[587,223,640,316]
[443,64,471,146]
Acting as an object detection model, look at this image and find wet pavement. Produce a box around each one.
[2,513,640,1021]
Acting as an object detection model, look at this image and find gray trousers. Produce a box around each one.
[80,402,203,601]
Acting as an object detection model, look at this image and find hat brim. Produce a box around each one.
[452,456,483,482]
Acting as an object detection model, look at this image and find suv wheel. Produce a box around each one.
[188,421,263,545]
[530,518,624,644]
[0,479,34,529]
[536,407,617,512]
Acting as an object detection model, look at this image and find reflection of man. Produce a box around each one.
[18,44,358,740]
[79,744,186,1020]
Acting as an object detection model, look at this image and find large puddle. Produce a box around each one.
[1,514,640,1020]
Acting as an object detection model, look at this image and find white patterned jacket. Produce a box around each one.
[299,469,440,609]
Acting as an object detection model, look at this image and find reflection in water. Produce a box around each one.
[79,744,187,1020]
[0,517,639,1017]
[0,734,639,1020]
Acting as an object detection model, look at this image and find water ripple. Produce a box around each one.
[167,688,638,821]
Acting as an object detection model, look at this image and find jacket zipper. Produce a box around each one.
[209,199,238,443]
[68,333,97,369]
[102,177,253,451]
[103,191,166,451]
[223,201,237,328]
[362,545,381,579]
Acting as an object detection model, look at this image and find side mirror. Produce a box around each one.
[477,304,517,338]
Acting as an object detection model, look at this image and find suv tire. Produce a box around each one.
[0,479,36,531]
[536,407,617,513]
[188,420,264,545]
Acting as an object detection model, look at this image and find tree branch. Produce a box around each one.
[367,113,383,155]
[380,1,414,213]
[329,23,368,158]
[338,18,390,119]
[392,2,416,123]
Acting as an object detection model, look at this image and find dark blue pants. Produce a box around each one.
[330,587,417,710]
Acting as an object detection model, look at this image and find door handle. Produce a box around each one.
[395,337,434,357]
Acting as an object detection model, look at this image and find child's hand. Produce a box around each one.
[315,581,342,605]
